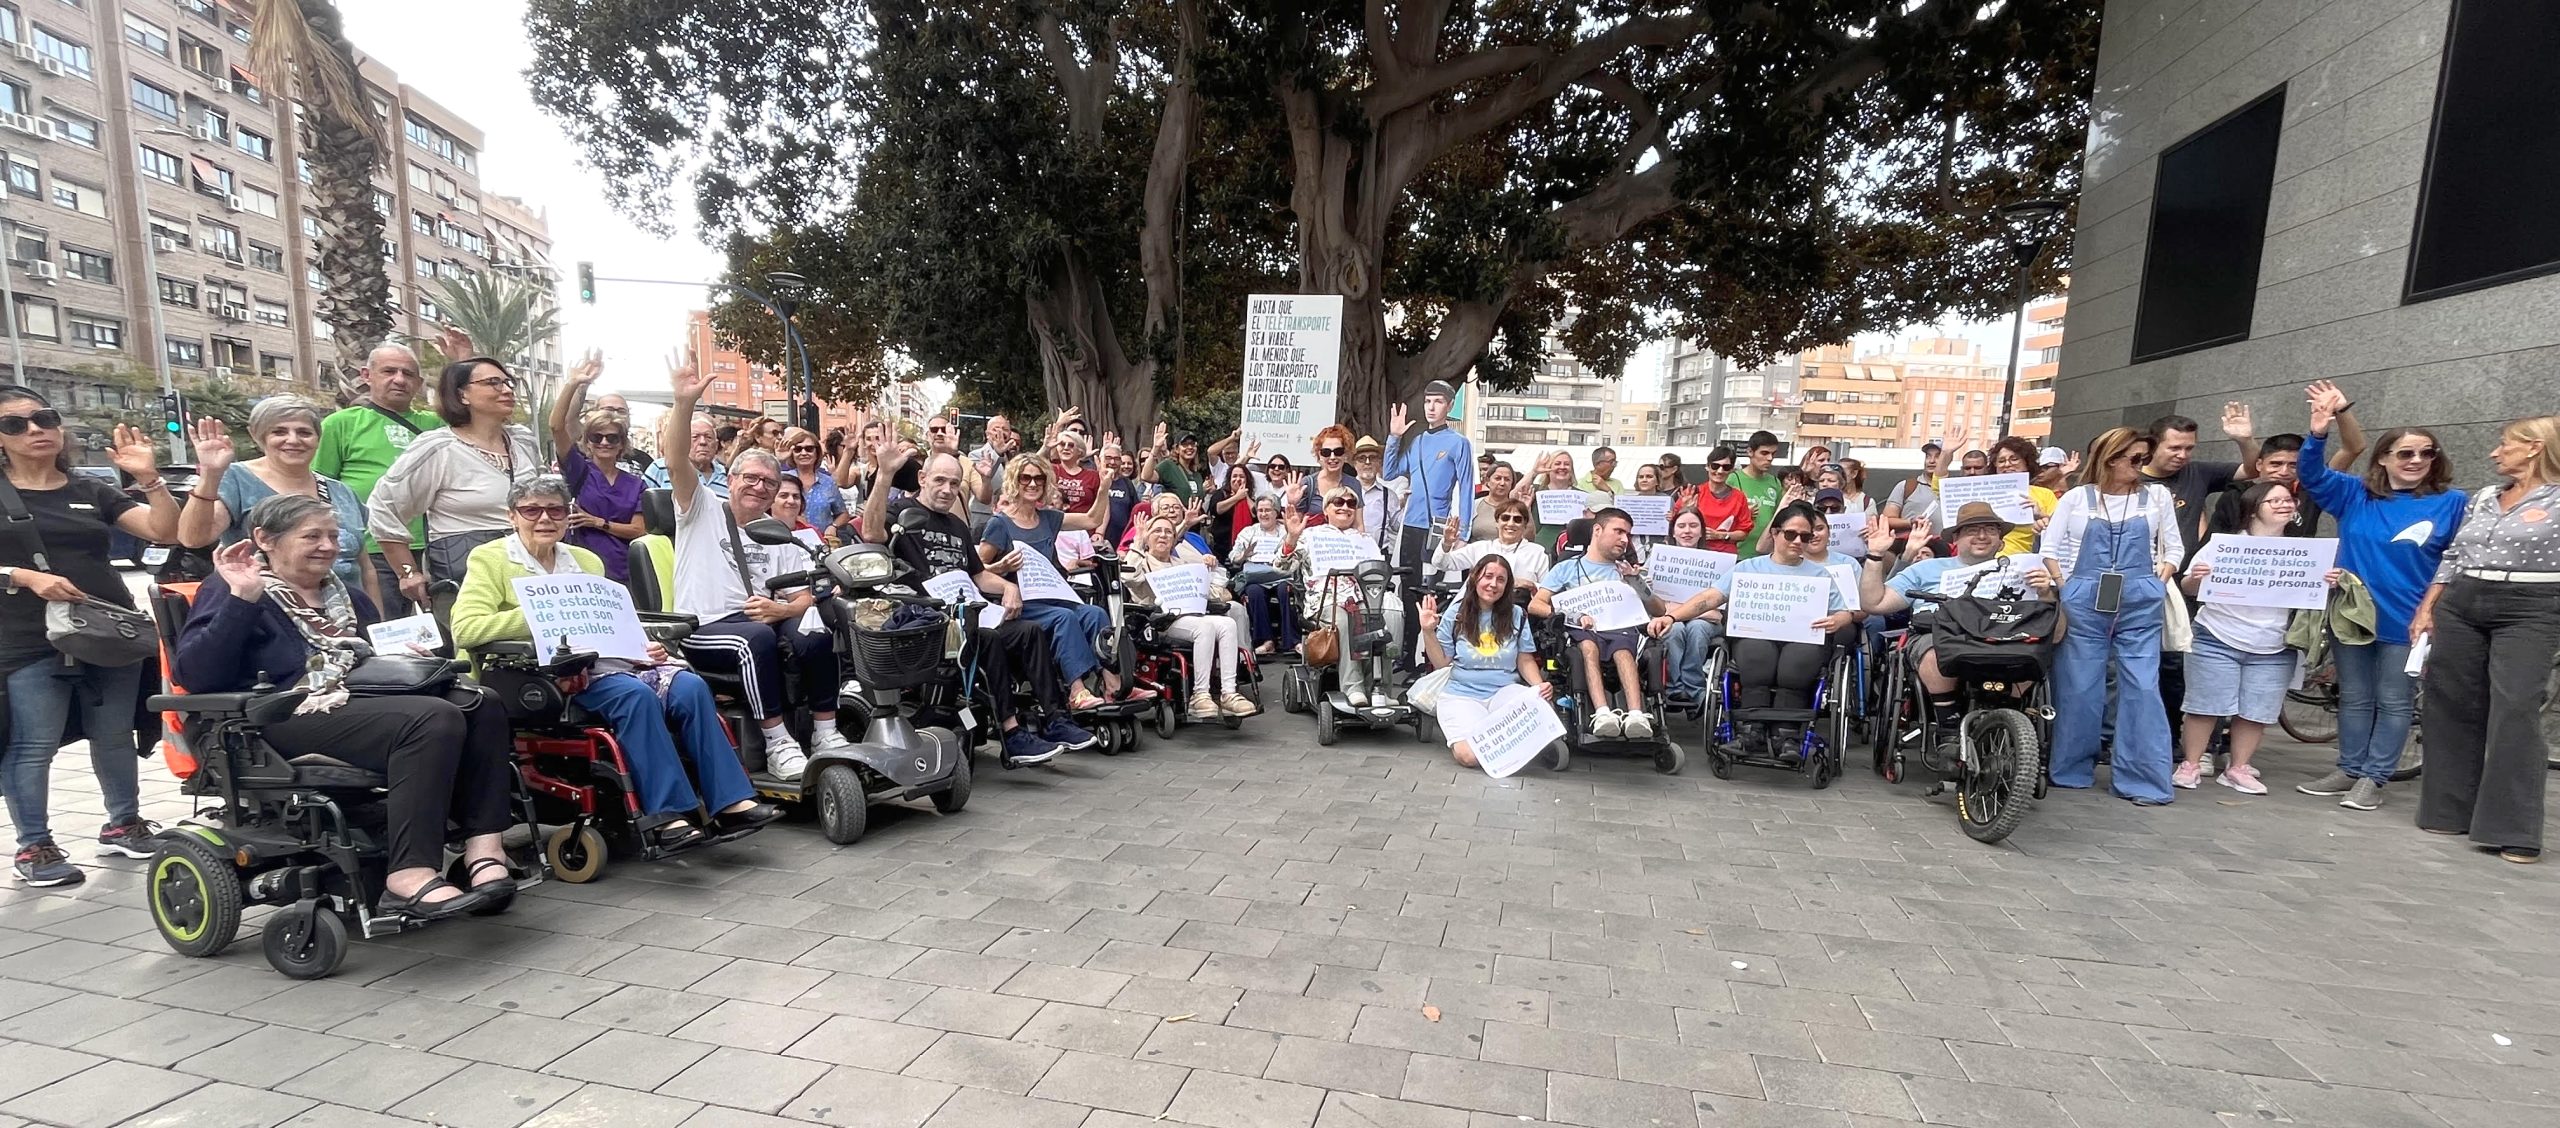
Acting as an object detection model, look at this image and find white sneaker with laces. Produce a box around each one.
[1621,710,1655,740]
[1591,708,1622,738]
[763,731,810,781]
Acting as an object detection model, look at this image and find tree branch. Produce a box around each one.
[1399,13,1707,179]
[1365,0,1407,91]
[1037,11,1111,142]
[1576,69,1663,173]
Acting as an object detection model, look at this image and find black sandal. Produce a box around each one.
[712,802,782,834]
[464,857,519,898]
[650,822,709,852]
[378,876,487,921]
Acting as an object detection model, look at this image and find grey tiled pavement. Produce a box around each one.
[4,720,2558,1128]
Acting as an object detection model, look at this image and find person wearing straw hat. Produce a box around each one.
[1859,502,2059,779]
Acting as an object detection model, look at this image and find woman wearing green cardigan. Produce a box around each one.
[448,475,777,850]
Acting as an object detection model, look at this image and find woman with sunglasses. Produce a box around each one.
[1467,463,1519,541]
[1692,445,1755,555]
[0,387,177,886]
[544,352,648,584]
[2044,426,2185,805]
[1124,512,1258,720]
[370,354,542,606]
[778,426,847,544]
[1281,483,1391,705]
[2292,383,2467,812]
[1664,503,1855,750]
[450,477,779,853]
[1432,497,1548,591]
[981,456,1147,710]
[175,396,381,609]
[1293,426,1358,521]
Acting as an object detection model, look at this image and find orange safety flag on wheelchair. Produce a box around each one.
[154,581,201,779]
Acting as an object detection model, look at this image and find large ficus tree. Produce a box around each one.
[527,0,2094,437]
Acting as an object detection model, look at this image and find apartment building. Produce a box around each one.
[681,309,882,441]
[2008,294,2064,442]
[372,61,553,380]
[0,0,545,437]
[1660,338,1727,448]
[1715,353,1805,453]
[1463,337,1617,457]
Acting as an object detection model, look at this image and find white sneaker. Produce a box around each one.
[1621,710,1655,740]
[1344,688,1370,707]
[763,731,809,781]
[1591,708,1622,738]
[810,726,858,758]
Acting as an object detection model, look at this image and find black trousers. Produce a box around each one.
[1733,636,1837,711]
[976,618,1064,724]
[2420,578,2560,850]
[1396,524,1430,666]
[261,690,514,873]
[682,617,837,720]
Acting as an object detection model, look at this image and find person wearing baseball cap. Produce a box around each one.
[1856,501,2059,780]
[1384,379,1476,664]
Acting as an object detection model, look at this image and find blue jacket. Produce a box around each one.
[1383,425,1475,532]
[2298,433,2466,645]
[172,580,385,693]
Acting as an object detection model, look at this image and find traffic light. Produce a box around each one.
[160,390,182,436]
[576,261,595,304]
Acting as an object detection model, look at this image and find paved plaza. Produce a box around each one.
[2,719,2556,1128]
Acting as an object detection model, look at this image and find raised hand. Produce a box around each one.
[1389,403,1409,434]
[667,345,709,401]
[1865,519,1896,558]
[108,424,163,482]
[1417,594,1441,633]
[1151,422,1168,452]
[1284,479,1307,509]
[188,417,235,477]
[436,323,476,362]
[2221,401,2254,440]
[212,539,264,601]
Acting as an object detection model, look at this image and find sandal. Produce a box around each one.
[649,822,709,852]
[713,802,782,834]
[378,876,487,921]
[464,857,519,897]
[1068,691,1107,712]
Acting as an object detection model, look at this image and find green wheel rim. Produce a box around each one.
[152,853,209,943]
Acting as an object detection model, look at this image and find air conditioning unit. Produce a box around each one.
[223,194,242,212]
[35,57,64,77]
[0,112,35,134]
[10,43,34,63]
[152,235,178,252]
[31,120,55,141]
[26,261,57,282]
[192,125,219,143]
[218,303,246,320]
[211,365,233,379]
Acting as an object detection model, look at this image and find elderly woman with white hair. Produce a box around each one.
[176,395,381,607]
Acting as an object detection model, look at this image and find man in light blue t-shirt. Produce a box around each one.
[1856,502,2057,775]
[1530,508,1676,741]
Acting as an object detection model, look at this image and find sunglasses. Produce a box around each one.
[1326,498,1358,508]
[514,504,569,520]
[1775,529,1815,543]
[1318,447,1345,457]
[1496,515,1527,524]
[790,443,818,452]
[0,409,64,435]
[1708,463,1733,472]
[1020,475,1049,485]
[2111,452,2152,465]
[585,432,626,446]
[2389,448,2438,462]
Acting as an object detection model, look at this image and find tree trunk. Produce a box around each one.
[1027,249,1157,442]
[294,0,391,404]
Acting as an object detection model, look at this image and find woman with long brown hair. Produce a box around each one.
[2044,426,2184,805]
[1418,554,1549,768]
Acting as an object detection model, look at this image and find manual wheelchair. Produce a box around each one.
[1867,591,2053,844]
[1695,629,1859,787]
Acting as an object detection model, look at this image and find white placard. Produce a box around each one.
[1935,472,2036,524]
[1300,526,1377,576]
[1247,532,1284,564]
[1725,573,1831,644]
[511,573,650,662]
[1146,562,1212,615]
[978,604,1008,630]
[1825,563,1862,612]
[1930,553,2049,598]
[2195,535,2337,611]
[1615,493,1672,536]
[1552,580,1649,631]
[923,570,981,607]
[1463,682,1570,780]
[1827,512,1869,544]
[1645,546,1732,604]
[1535,490,1589,526]
[1239,294,1345,457]
[366,612,442,654]
[1015,553,1079,603]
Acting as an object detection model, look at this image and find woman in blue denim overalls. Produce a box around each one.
[2043,427,2188,805]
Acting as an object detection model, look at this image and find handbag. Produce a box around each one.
[345,655,465,697]
[1931,573,2063,680]
[1301,625,1338,667]
[2160,589,2195,654]
[1406,665,1453,713]
[0,475,158,667]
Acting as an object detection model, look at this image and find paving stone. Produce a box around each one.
[1226,990,1360,1040]
[672,998,827,1053]
[1480,1020,1615,1078]
[0,1058,204,1128]
[894,986,1044,1038]
[1138,1020,1284,1075]
[564,986,722,1034]
[1162,1070,1327,1128]
[0,1041,106,1103]
[1015,1000,1158,1056]
[1313,1092,1470,1128]
[1028,1048,1190,1115]
[1615,1035,1763,1098]
[521,1084,701,1128]
[783,1065,954,1127]
[1350,1004,1486,1060]
[0,992,164,1047]
[116,1081,316,1128]
[1541,1072,1698,1128]
[1400,1054,1546,1117]
[1807,1024,1965,1081]
[784,1014,945,1071]
[655,1046,828,1115]
[433,1011,596,1069]
[1262,1034,1411,1095]
[463,970,626,1018]
[1944,1039,2124,1099]
[787,972,937,1020]
[900,1032,1061,1095]
[1750,1056,1920,1120]
[542,1028,715,1089]
[276,1043,469,1111]
[388,1062,582,1128]
[918,1087,1087,1128]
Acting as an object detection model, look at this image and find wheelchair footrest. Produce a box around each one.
[1734,707,1816,726]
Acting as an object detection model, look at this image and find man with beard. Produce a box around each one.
[315,341,444,604]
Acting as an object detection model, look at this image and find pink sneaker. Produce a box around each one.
[2218,763,2267,795]
[2172,761,2202,789]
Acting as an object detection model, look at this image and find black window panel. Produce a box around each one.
[2407,0,2560,302]
[2131,87,2286,363]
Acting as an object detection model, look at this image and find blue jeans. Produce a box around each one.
[1240,581,1300,649]
[5,659,145,848]
[576,671,755,818]
[2332,639,2414,783]
[2051,596,2172,802]
[1020,599,1111,683]
[1665,619,1719,696]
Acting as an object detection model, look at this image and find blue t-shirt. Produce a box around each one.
[2298,433,2466,645]
[1435,607,1537,701]
[1884,554,2035,600]
[1539,554,1629,594]
[1717,554,1851,613]
[982,507,1067,568]
[217,464,370,593]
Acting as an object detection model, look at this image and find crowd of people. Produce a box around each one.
[2,344,2556,899]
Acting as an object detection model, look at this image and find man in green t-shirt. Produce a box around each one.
[1730,429,1783,559]
[313,342,442,605]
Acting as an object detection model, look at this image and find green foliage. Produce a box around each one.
[425,271,561,371]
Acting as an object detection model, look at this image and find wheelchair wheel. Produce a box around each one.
[1155,698,1179,740]
[1654,741,1685,775]
[1118,717,1140,750]
[1543,739,1571,772]
[262,904,347,980]
[816,763,870,845]
[543,824,609,884]
[1706,747,1731,779]
[1958,708,2042,845]
[149,835,243,958]
[932,750,973,814]
[1699,649,1729,743]
[1316,698,1339,746]
[1871,657,1909,783]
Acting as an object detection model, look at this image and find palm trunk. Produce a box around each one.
[282,0,391,403]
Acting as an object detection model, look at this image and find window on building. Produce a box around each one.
[200,220,239,259]
[2407,1,2560,300]
[43,110,96,148]
[295,156,310,184]
[410,210,433,236]
[259,352,291,379]
[131,79,178,120]
[304,265,322,291]
[32,26,92,77]
[236,185,277,218]
[247,241,282,272]
[158,276,198,307]
[137,145,180,184]
[371,189,393,215]
[418,296,441,321]
[226,21,249,45]
[10,225,44,263]
[0,78,27,116]
[179,0,215,24]
[122,12,168,55]
[165,336,203,368]
[456,193,478,215]
[2131,86,2285,363]
[189,99,229,142]
[60,246,109,284]
[0,3,18,44]
[4,153,37,197]
[253,298,287,327]
[49,178,104,217]
[234,129,271,162]
[211,337,251,369]
[66,312,120,350]
[299,213,320,240]
[177,35,221,78]
[13,295,57,341]
[406,162,430,190]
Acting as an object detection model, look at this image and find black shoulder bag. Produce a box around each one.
[0,476,159,667]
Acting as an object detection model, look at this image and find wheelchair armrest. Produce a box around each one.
[151,689,309,726]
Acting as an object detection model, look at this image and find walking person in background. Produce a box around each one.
[0,388,177,885]
[2044,427,2184,806]
[367,354,543,605]
[2412,415,2560,862]
[548,351,647,583]
[2174,481,2338,796]
[314,341,442,603]
[2292,383,2466,811]
[177,396,379,607]
[1383,381,1475,670]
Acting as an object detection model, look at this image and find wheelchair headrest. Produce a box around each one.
[641,488,677,536]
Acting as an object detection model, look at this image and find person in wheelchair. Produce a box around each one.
[1664,503,1858,751]
[1417,555,1549,768]
[982,455,1151,712]
[172,495,518,920]
[1855,502,2058,777]
[448,476,780,850]
[1124,512,1258,720]
[663,351,855,782]
[1529,508,1674,739]
[1429,497,1548,591]
[862,442,1091,766]
[1280,483,1392,703]
[1655,509,1722,704]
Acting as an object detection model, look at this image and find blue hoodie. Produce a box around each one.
[2297,433,2466,645]
[1383,424,1475,532]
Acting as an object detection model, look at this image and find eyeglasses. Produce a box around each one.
[585,432,627,446]
[1019,475,1049,486]
[2390,448,2438,462]
[2110,452,2152,465]
[1775,529,1815,543]
[1326,498,1358,509]
[0,409,64,435]
[1707,463,1733,472]
[1318,447,1345,457]
[733,474,781,490]
[465,376,518,391]
[513,504,569,520]
[790,443,817,452]
[1496,515,1527,524]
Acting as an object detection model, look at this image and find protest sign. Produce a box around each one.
[1936,472,2037,524]
[512,573,650,661]
[1827,511,1869,543]
[1616,493,1672,536]
[366,612,442,654]
[1247,534,1283,564]
[1553,579,1649,631]
[1465,683,1570,780]
[1147,562,1212,614]
[1645,546,1732,603]
[923,570,981,607]
[2196,535,2337,610]
[1300,526,1376,576]
[1725,573,1830,644]
[1536,490,1589,525]
[1239,294,1345,456]
[1825,563,1862,612]
[1015,553,1079,603]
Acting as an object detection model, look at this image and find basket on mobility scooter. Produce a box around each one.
[1871,585,2056,844]
[1282,561,1415,745]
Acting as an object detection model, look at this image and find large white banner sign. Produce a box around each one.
[1239,294,1345,457]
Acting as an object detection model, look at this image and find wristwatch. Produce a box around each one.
[0,566,15,593]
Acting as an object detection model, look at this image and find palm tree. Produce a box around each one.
[250,0,390,403]
[425,270,560,374]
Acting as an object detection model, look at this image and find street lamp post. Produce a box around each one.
[1992,199,2069,440]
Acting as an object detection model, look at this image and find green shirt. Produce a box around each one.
[1731,469,1782,559]
[314,402,443,552]
[1155,458,1200,504]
